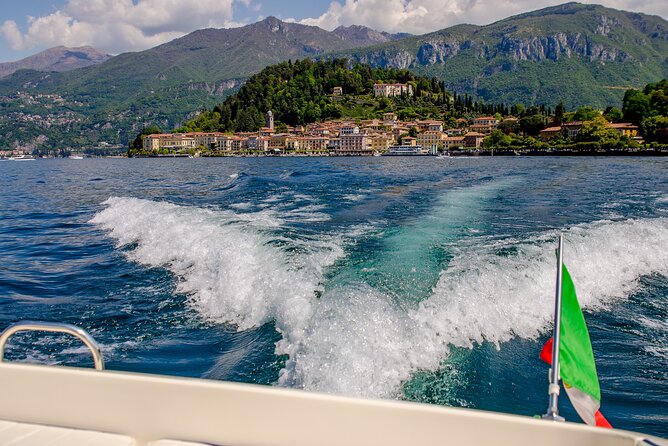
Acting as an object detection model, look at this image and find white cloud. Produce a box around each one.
[0,0,245,54]
[300,0,668,34]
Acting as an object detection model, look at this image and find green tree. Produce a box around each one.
[603,106,623,123]
[572,106,600,122]
[236,106,264,131]
[498,119,519,134]
[511,103,525,117]
[622,89,650,124]
[519,114,546,136]
[640,115,668,142]
[484,129,512,148]
[377,97,391,110]
[554,101,565,125]
[443,116,458,129]
[578,116,620,148]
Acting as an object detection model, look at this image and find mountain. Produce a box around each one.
[0,46,110,79]
[332,2,668,109]
[332,25,411,46]
[1,4,667,152]
[0,17,401,152]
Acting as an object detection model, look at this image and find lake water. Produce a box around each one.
[1,156,666,436]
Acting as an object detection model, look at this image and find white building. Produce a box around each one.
[373,83,413,98]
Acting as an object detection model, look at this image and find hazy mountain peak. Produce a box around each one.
[332,24,412,44]
[0,46,110,79]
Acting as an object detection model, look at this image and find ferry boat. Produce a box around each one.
[0,321,665,446]
[382,145,430,156]
[7,154,36,161]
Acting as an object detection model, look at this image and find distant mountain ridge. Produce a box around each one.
[0,46,110,79]
[0,16,398,151]
[332,2,668,108]
[0,3,667,152]
[332,25,411,45]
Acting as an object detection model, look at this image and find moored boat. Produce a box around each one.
[7,154,36,161]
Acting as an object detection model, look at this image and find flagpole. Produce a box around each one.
[543,233,565,422]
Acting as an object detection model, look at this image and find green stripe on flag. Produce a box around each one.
[559,264,601,402]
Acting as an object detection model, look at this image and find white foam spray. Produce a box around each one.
[292,218,668,397]
[91,197,344,371]
[92,196,668,400]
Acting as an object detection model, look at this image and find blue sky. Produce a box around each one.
[1,0,666,63]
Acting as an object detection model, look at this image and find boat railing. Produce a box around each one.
[0,321,105,370]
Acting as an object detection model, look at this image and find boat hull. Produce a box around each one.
[0,362,664,446]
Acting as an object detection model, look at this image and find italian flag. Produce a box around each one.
[539,263,612,428]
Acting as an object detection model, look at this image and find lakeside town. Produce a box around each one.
[137,82,644,157]
[2,77,663,159]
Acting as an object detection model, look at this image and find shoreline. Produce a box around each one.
[128,148,668,158]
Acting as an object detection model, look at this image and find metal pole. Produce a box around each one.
[543,234,565,421]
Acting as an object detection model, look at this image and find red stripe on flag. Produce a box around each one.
[540,337,553,365]
[539,337,613,429]
[595,410,612,428]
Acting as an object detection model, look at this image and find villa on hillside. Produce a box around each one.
[373,83,413,98]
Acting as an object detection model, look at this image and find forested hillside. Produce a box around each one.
[179,59,452,132]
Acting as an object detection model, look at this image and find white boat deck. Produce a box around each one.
[0,420,134,446]
[0,362,665,446]
[0,420,211,446]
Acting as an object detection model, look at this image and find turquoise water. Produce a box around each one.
[1,156,666,436]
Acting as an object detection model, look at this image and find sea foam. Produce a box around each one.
[293,218,668,397]
[92,196,668,399]
[91,197,343,370]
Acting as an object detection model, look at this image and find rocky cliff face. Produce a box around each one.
[333,3,668,108]
[352,26,636,69]
[494,32,632,63]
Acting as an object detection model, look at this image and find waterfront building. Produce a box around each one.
[338,133,372,156]
[142,133,196,151]
[230,136,246,151]
[443,136,465,151]
[213,135,234,151]
[270,134,290,150]
[464,132,485,148]
[539,126,563,141]
[562,121,584,139]
[609,123,639,138]
[416,131,446,150]
[368,133,393,152]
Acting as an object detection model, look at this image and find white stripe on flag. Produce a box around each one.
[565,386,600,426]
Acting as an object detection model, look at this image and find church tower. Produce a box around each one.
[265,110,274,130]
